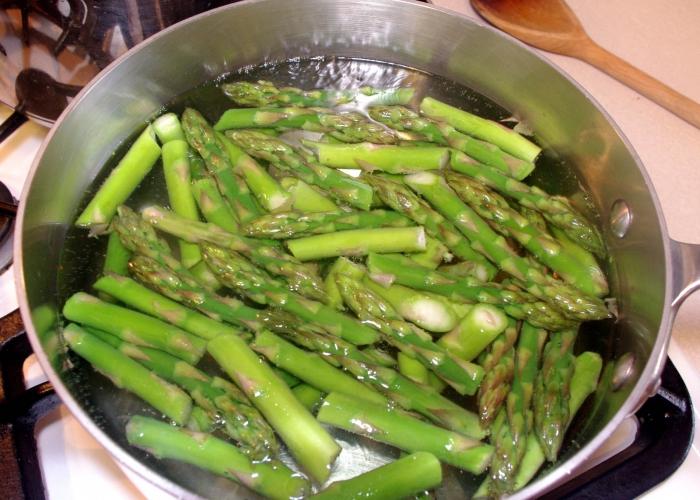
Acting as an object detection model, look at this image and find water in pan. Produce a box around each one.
[57,56,602,498]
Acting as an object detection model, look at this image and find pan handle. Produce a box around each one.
[670,239,700,310]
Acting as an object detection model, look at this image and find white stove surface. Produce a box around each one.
[2,1,700,497]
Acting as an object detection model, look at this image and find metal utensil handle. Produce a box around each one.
[670,239,700,310]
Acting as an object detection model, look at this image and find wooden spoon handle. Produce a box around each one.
[576,41,700,128]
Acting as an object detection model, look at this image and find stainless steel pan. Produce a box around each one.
[15,0,700,497]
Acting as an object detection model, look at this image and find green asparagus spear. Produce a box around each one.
[533,329,578,461]
[279,176,339,212]
[76,125,161,229]
[362,174,497,282]
[200,243,379,345]
[420,97,541,163]
[304,140,449,173]
[477,321,519,428]
[126,416,309,500]
[451,152,606,257]
[446,171,608,297]
[181,108,263,222]
[369,105,535,179]
[318,392,494,474]
[162,139,202,268]
[88,327,277,459]
[287,226,427,261]
[397,351,430,386]
[251,330,386,404]
[63,292,205,364]
[312,452,443,500]
[404,172,609,322]
[141,205,327,302]
[408,236,452,269]
[208,334,341,483]
[438,304,509,361]
[227,130,374,210]
[63,324,192,425]
[242,209,413,239]
[191,174,240,232]
[92,274,239,340]
[152,112,186,143]
[102,231,131,276]
[292,384,325,412]
[366,253,574,330]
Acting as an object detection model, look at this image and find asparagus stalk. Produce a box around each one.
[446,171,609,297]
[191,174,240,232]
[408,236,452,269]
[279,176,339,212]
[369,105,535,179]
[76,125,161,229]
[251,329,386,404]
[187,405,213,432]
[63,324,192,425]
[304,141,449,173]
[200,243,379,345]
[397,351,430,386]
[88,327,277,459]
[292,384,325,412]
[162,139,202,268]
[404,172,610,322]
[533,329,578,461]
[513,351,602,490]
[312,452,443,500]
[318,392,494,474]
[215,107,398,144]
[362,174,497,282]
[181,108,263,222]
[102,231,131,276]
[152,112,186,143]
[208,334,341,483]
[489,322,547,494]
[92,274,240,340]
[477,321,519,428]
[63,292,205,364]
[217,131,293,212]
[451,152,606,257]
[287,226,427,261]
[125,416,309,500]
[337,274,484,395]
[242,209,413,239]
[226,130,374,210]
[141,205,327,302]
[420,97,541,163]
[438,304,509,361]
[366,253,574,330]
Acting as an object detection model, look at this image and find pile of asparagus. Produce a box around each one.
[65,80,607,498]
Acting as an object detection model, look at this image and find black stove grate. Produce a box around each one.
[0,309,693,499]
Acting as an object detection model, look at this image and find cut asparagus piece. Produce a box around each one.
[162,139,202,268]
[408,236,452,269]
[366,252,574,330]
[76,125,161,229]
[477,321,519,428]
[362,174,497,282]
[305,140,449,173]
[438,304,508,361]
[126,416,309,500]
[227,130,374,210]
[404,172,610,322]
[292,384,325,412]
[102,231,131,276]
[513,351,602,490]
[446,171,609,297]
[64,324,192,425]
[62,292,205,364]
[280,176,339,212]
[208,334,341,483]
[152,112,186,143]
[318,392,494,474]
[141,205,327,302]
[420,97,541,162]
[533,329,578,461]
[397,351,430,386]
[89,327,277,459]
[93,274,240,340]
[242,209,413,239]
[287,226,426,261]
[191,174,240,232]
[252,330,386,404]
[369,105,535,179]
[451,152,606,257]
[312,452,443,500]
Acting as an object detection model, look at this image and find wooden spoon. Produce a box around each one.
[470,0,700,128]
